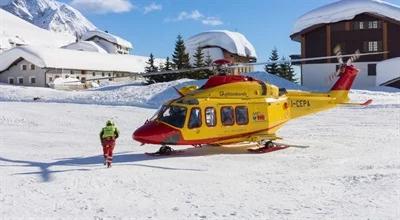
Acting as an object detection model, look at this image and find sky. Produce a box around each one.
[57,0,399,63]
[2,0,400,64]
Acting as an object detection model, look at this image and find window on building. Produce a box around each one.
[363,41,382,52]
[92,72,96,76]
[368,64,377,76]
[81,77,86,83]
[369,41,378,52]
[108,73,111,77]
[49,77,53,82]
[22,65,27,71]
[188,108,202,129]
[368,21,380,29]
[221,106,234,126]
[102,72,105,77]
[65,75,69,79]
[30,64,35,70]
[30,77,36,84]
[205,107,216,127]
[17,77,23,84]
[8,78,14,84]
[235,106,249,125]
[353,21,365,30]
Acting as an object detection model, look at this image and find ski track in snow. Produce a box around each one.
[0,83,399,219]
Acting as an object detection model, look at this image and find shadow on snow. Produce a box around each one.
[0,146,254,182]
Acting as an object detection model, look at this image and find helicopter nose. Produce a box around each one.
[133,121,182,145]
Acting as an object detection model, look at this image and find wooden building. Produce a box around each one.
[290,0,400,89]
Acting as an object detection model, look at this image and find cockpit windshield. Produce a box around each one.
[157,105,187,128]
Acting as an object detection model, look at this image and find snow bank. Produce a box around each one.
[292,0,400,35]
[2,71,397,109]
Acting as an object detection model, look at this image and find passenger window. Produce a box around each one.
[221,106,234,126]
[188,108,202,129]
[205,107,216,127]
[235,106,249,125]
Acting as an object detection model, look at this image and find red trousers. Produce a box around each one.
[102,139,115,164]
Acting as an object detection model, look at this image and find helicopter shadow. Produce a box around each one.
[0,146,253,182]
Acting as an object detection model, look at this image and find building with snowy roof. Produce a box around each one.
[82,30,132,55]
[290,0,400,89]
[186,30,257,75]
[0,46,162,87]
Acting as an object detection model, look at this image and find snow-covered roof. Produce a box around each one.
[61,41,108,54]
[292,0,400,36]
[82,30,133,49]
[186,30,257,59]
[0,46,163,73]
[377,57,400,86]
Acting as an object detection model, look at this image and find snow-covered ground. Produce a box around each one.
[0,79,399,219]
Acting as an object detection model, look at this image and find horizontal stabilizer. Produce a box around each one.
[339,99,373,106]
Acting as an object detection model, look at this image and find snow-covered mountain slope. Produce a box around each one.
[0,88,399,219]
[0,8,73,51]
[2,0,96,37]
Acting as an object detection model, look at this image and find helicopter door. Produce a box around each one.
[184,107,203,140]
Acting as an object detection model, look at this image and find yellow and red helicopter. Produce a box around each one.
[132,50,380,155]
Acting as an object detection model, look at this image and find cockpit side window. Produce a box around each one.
[188,107,202,129]
[158,105,187,128]
[221,106,234,126]
[205,107,217,127]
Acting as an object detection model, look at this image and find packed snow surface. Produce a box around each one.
[1,0,96,37]
[0,8,73,51]
[0,76,399,219]
[292,0,400,35]
[186,30,257,59]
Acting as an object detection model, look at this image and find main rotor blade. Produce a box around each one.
[141,66,213,77]
[61,66,214,84]
[231,51,389,67]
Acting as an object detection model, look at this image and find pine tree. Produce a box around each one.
[145,53,158,73]
[278,57,297,83]
[172,35,190,79]
[202,51,215,78]
[163,57,173,71]
[190,46,208,79]
[204,51,213,67]
[144,53,161,84]
[265,47,280,75]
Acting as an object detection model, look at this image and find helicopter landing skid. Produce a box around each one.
[145,145,185,156]
[247,141,289,153]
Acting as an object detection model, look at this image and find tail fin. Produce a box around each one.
[329,65,359,103]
